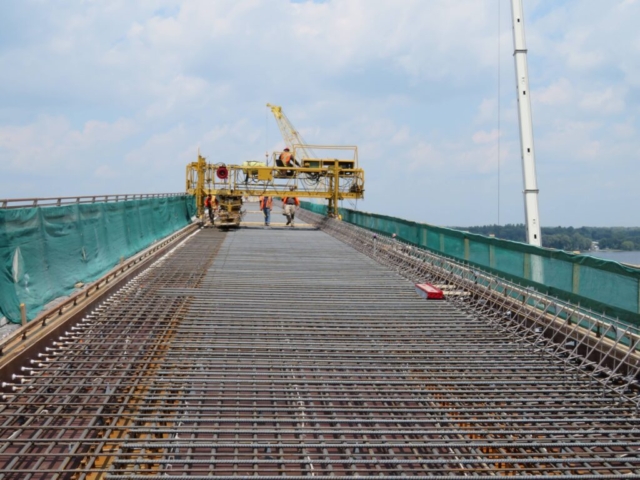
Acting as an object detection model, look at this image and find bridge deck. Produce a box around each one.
[0,206,639,478]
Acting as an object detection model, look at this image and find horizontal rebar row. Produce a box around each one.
[0,207,639,478]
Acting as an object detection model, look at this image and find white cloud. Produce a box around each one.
[612,122,635,138]
[475,98,497,125]
[535,78,573,106]
[563,47,606,71]
[0,116,137,173]
[537,120,603,163]
[579,87,626,115]
[407,142,443,172]
[94,165,119,179]
[143,75,227,119]
[124,125,190,170]
[472,129,500,145]
[391,126,410,145]
[82,119,137,144]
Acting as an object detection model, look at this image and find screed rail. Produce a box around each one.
[1,208,639,478]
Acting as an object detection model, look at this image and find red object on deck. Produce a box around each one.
[415,283,444,300]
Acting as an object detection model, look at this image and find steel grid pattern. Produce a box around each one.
[1,212,639,478]
[296,209,640,401]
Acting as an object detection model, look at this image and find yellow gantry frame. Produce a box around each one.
[186,153,208,217]
[186,146,364,218]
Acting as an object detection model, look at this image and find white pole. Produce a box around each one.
[510,0,542,247]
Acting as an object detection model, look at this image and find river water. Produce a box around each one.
[582,250,640,267]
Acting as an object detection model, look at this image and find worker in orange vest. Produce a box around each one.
[259,195,273,227]
[204,194,214,224]
[276,147,300,177]
[282,195,300,227]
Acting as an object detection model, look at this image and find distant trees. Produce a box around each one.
[596,228,640,250]
[621,241,635,251]
[457,224,526,242]
[543,231,592,251]
[453,224,640,251]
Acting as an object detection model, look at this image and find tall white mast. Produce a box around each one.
[511,0,542,246]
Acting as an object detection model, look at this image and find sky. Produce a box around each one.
[0,0,639,227]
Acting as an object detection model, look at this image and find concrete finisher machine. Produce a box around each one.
[186,104,365,227]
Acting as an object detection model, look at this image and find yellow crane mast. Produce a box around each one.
[266,103,316,162]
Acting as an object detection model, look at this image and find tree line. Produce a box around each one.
[454,224,640,251]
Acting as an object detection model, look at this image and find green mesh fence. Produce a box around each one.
[301,202,329,216]
[0,195,196,324]
[301,202,640,326]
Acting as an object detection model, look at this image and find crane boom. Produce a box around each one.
[266,103,315,160]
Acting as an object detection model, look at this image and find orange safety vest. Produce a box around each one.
[282,197,300,207]
[280,151,293,166]
[259,196,272,209]
[204,196,211,208]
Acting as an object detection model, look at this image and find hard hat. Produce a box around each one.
[283,147,290,151]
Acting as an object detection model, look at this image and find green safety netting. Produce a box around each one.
[0,195,196,324]
[301,202,640,326]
